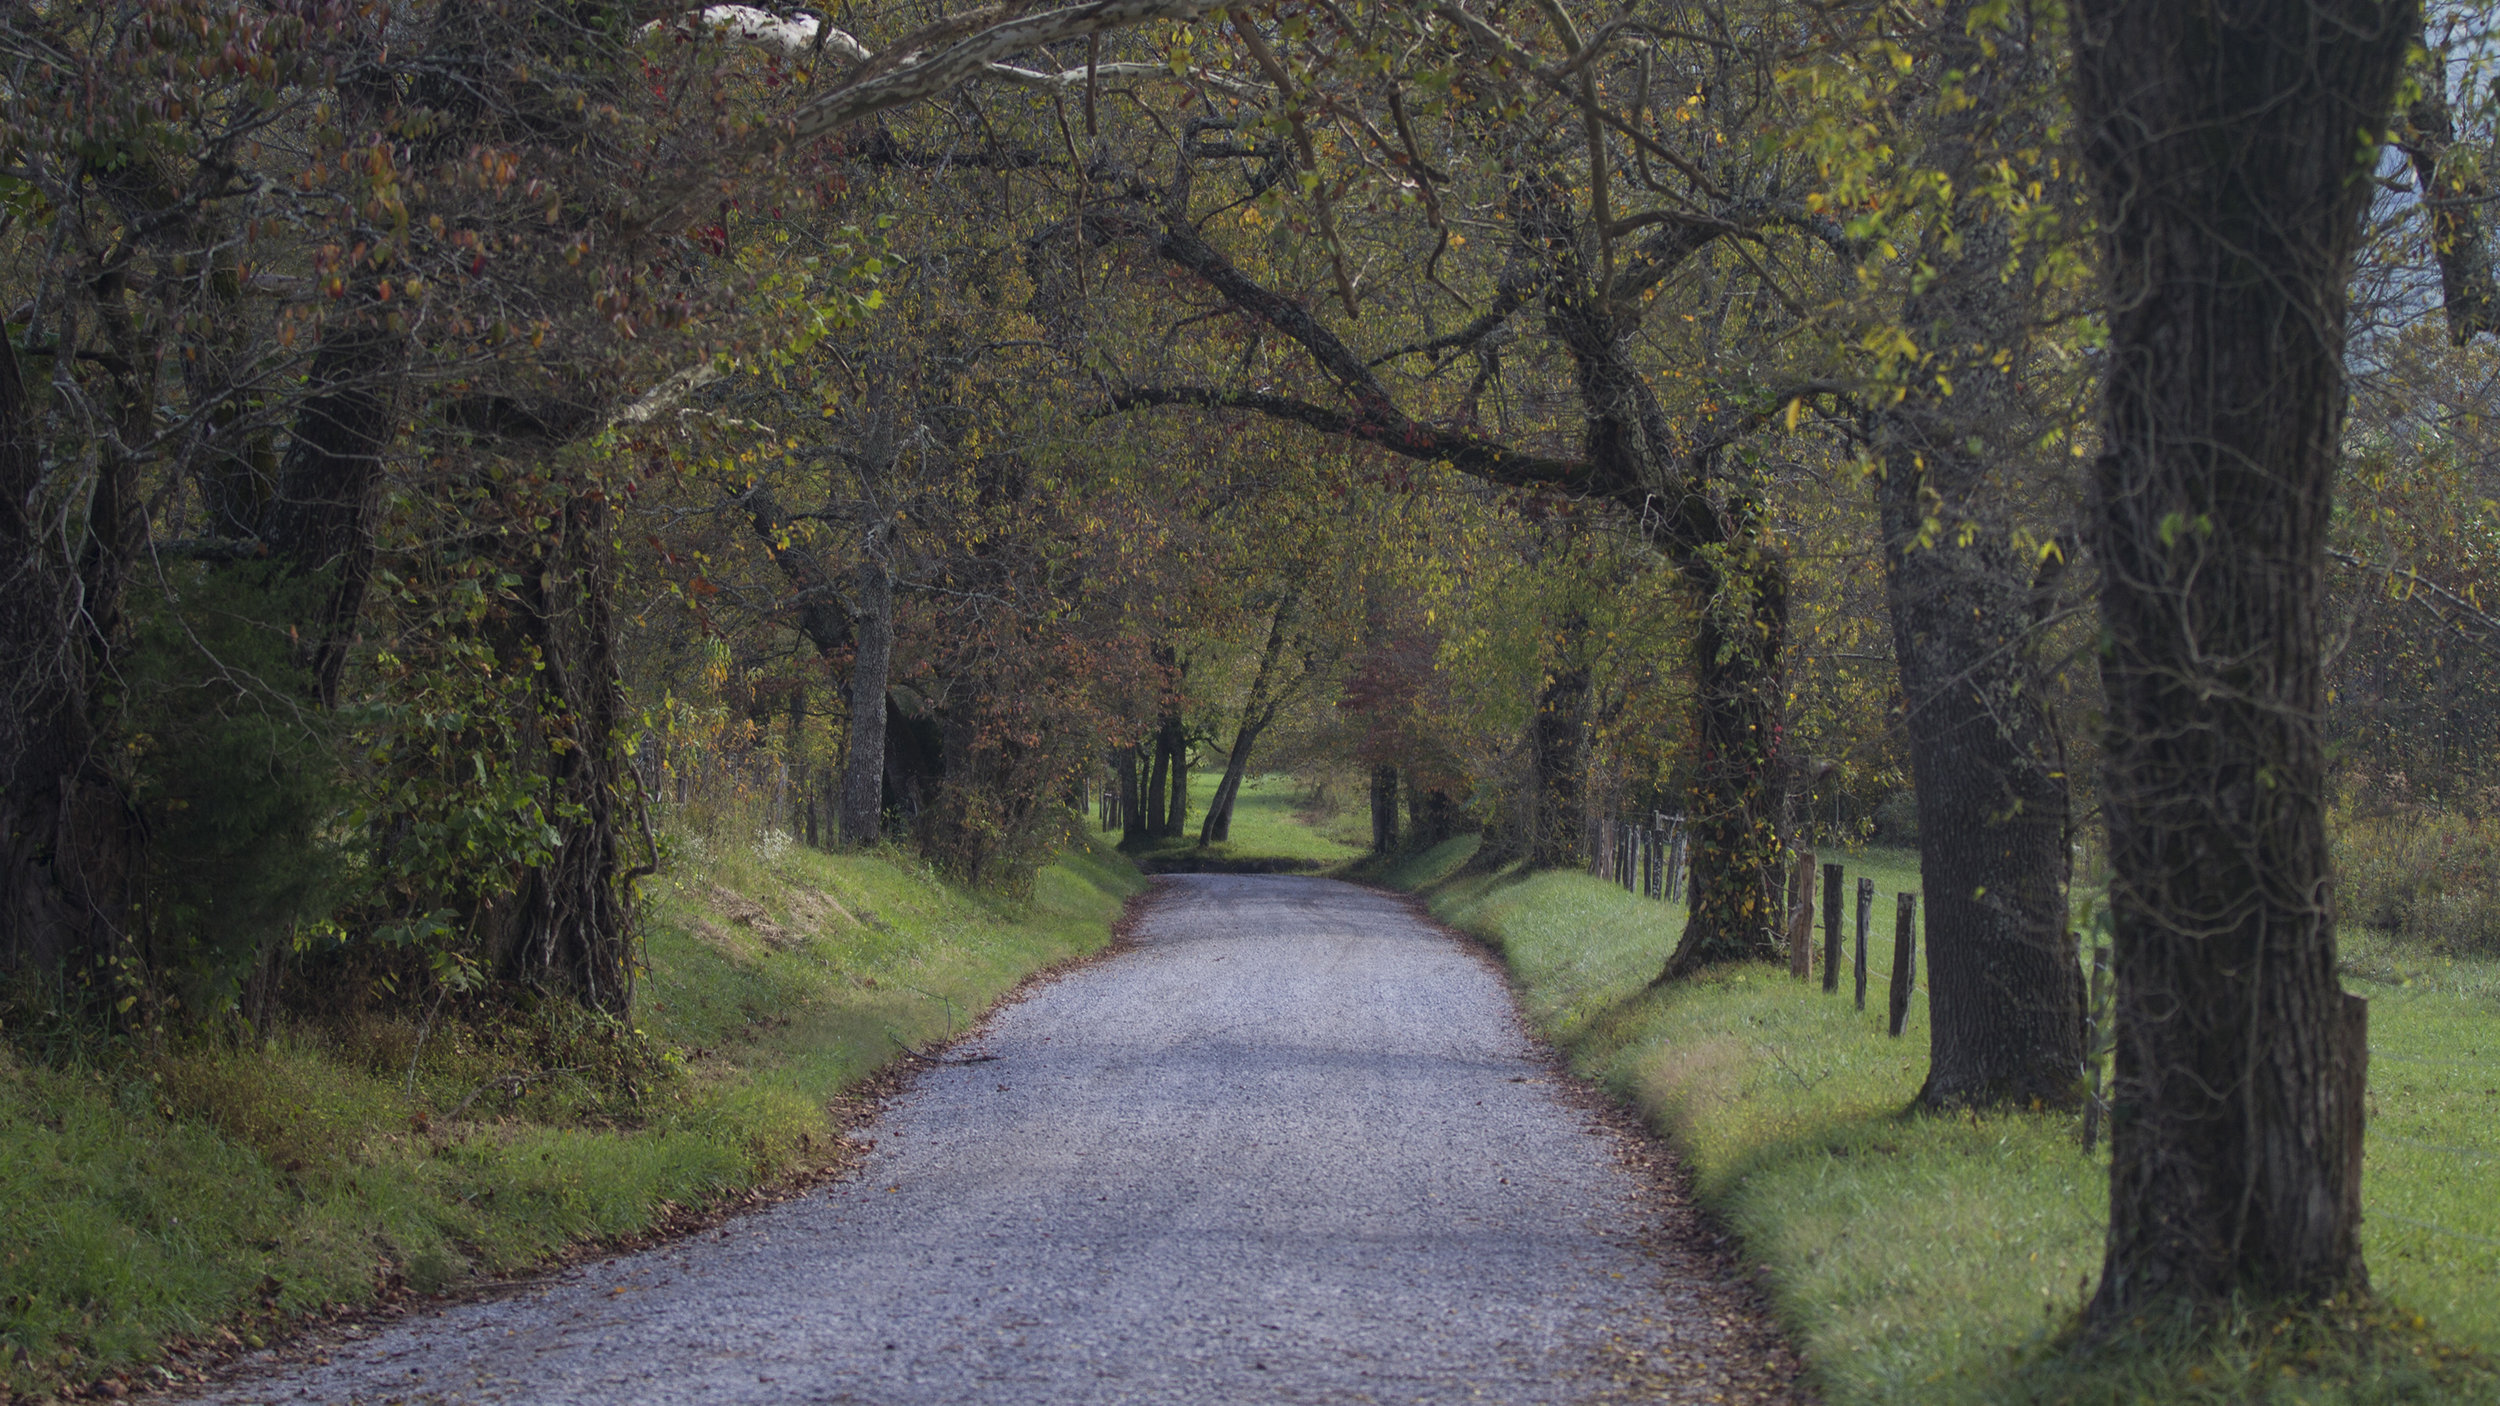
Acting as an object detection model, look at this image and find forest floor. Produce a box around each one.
[177,875,1806,1406]
[1,826,1142,1401]
[1369,836,2500,1405]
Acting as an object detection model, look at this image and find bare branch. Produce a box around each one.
[1103,385,1592,491]
[791,0,1228,140]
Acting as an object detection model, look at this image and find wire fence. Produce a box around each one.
[1578,830,2497,1292]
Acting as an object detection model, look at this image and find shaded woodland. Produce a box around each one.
[1,0,2496,1360]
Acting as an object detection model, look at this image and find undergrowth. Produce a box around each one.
[0,819,1142,1399]
[1379,833,2500,1405]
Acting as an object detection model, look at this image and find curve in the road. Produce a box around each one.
[194,875,1803,1405]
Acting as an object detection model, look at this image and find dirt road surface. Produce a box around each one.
[194,875,1804,1405]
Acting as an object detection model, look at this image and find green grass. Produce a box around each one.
[1379,833,2500,1405]
[0,825,1143,1397]
[1118,771,1370,868]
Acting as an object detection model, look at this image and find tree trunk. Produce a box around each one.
[0,338,140,985]
[839,546,894,848]
[1145,716,1173,836]
[263,322,401,707]
[1659,531,1791,978]
[1524,646,1589,870]
[1200,721,1267,845]
[1201,593,1297,846]
[1166,729,1189,838]
[739,484,855,660]
[2072,0,2407,1320]
[1370,763,1400,851]
[1875,3,2086,1110]
[1523,193,1789,979]
[505,487,639,1015]
[1118,745,1145,847]
[2397,41,2500,346]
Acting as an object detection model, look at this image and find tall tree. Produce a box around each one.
[2072,0,2413,1319]
[1863,0,2090,1108]
[1073,4,1843,968]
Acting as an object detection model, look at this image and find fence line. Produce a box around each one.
[2374,1211,2500,1252]
[1587,814,1690,903]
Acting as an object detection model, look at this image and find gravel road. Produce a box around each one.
[196,875,1804,1405]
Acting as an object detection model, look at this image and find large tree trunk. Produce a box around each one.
[1528,194,1790,977]
[1659,534,1790,978]
[505,487,640,1015]
[839,547,894,848]
[1875,2,2086,1110]
[0,338,140,985]
[2072,0,2409,1320]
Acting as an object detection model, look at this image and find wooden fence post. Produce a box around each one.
[1887,893,1918,1036]
[1822,862,1844,993]
[1787,850,1816,979]
[1854,877,1874,1012]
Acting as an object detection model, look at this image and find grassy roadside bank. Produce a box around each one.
[1370,837,2500,1404]
[1,829,1143,1400]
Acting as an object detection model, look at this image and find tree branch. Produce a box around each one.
[789,0,1229,140]
[1103,385,1591,491]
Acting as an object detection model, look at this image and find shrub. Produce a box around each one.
[2333,805,2500,956]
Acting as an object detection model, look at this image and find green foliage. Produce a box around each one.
[353,558,564,920]
[114,565,351,1018]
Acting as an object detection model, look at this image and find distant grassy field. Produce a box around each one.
[1114,771,1370,867]
[1378,835,2499,1404]
[0,826,1142,1398]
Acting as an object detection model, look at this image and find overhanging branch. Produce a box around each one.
[1103,385,1591,492]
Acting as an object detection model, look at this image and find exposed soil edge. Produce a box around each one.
[1356,877,1819,1405]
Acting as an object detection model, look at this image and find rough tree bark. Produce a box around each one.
[1118,744,1146,847]
[504,487,641,1015]
[1659,496,1790,978]
[2072,0,2411,1320]
[0,336,141,984]
[1875,1,2086,1109]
